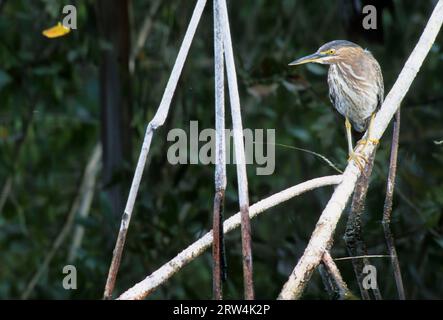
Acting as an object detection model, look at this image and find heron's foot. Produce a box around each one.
[357,138,379,147]
[348,151,368,171]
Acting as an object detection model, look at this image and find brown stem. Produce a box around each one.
[382,109,405,300]
[240,205,254,300]
[344,150,382,300]
[212,190,226,299]
[103,222,129,299]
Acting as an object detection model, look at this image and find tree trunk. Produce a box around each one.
[96,0,132,223]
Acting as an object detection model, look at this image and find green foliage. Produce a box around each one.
[1,0,443,299]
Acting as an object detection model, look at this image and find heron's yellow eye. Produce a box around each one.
[320,49,336,55]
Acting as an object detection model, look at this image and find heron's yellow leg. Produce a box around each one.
[346,117,367,171]
[357,113,379,147]
[345,117,353,155]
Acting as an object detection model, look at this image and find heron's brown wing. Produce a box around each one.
[374,58,385,112]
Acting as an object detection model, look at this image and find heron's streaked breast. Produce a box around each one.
[328,63,379,132]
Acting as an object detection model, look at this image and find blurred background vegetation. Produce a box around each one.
[1,0,442,299]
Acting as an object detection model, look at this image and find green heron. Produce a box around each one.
[289,40,384,167]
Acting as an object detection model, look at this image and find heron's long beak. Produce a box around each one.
[289,52,324,66]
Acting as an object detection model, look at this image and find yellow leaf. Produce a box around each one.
[42,22,71,39]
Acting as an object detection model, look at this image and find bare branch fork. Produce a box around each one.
[117,175,342,300]
[278,0,443,299]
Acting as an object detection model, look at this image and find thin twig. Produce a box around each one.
[266,142,343,174]
[117,175,342,299]
[382,109,406,299]
[68,144,103,262]
[219,0,254,300]
[278,0,443,299]
[103,0,208,299]
[129,0,161,74]
[212,0,227,300]
[333,255,391,261]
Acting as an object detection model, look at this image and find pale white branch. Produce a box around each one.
[117,175,342,300]
[123,0,207,233]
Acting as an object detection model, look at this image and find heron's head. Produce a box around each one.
[289,40,363,66]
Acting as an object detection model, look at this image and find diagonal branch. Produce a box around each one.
[117,175,342,300]
[103,0,208,299]
[278,0,443,300]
